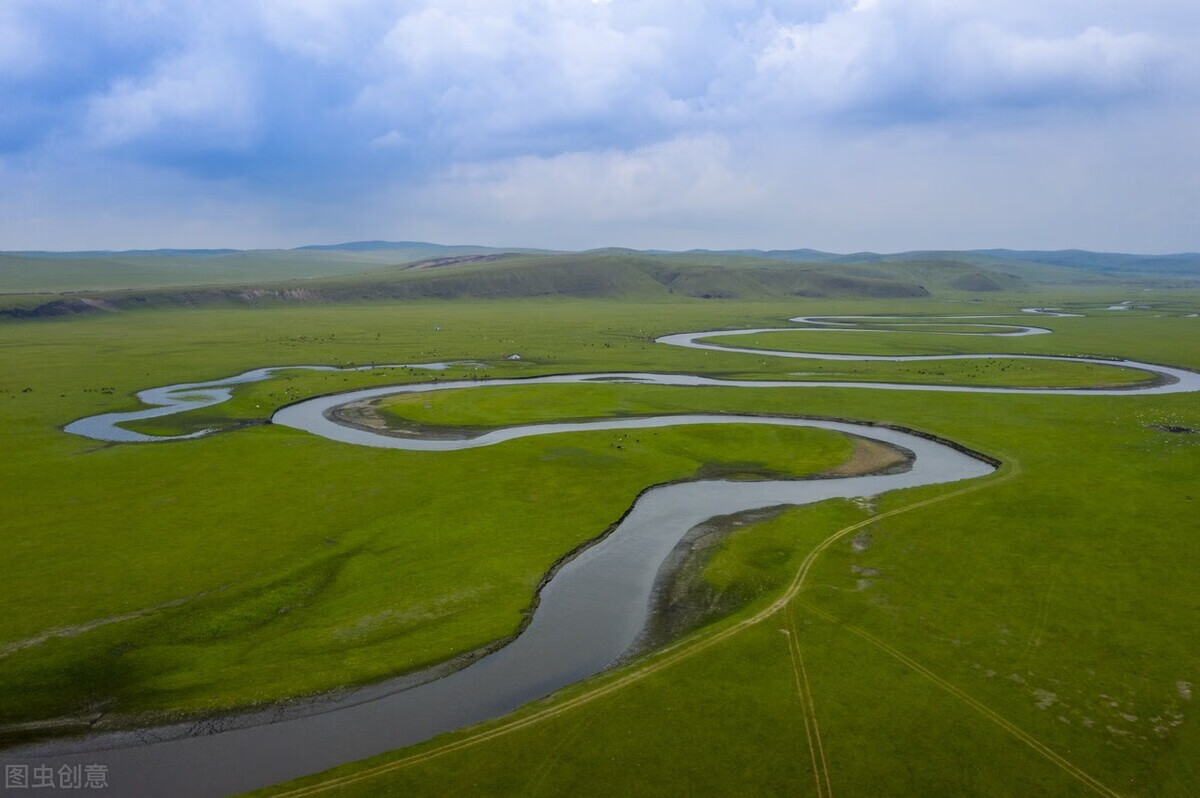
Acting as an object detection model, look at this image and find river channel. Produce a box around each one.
[15,313,1200,797]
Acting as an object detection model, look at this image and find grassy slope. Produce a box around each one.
[2,293,1199,796]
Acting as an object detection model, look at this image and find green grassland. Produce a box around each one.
[2,286,1199,796]
[0,299,904,727]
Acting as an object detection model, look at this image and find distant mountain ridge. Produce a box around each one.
[295,241,1200,276]
[664,246,1200,274]
[10,249,241,258]
[9,240,1198,270]
[295,240,493,253]
[970,249,1200,275]
[295,241,557,257]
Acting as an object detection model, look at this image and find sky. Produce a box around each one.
[1,0,1198,253]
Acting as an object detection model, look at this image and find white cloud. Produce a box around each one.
[370,130,408,149]
[253,0,382,62]
[944,24,1165,102]
[738,1,1171,120]
[427,134,759,225]
[0,5,44,77]
[85,50,258,151]
[357,1,684,157]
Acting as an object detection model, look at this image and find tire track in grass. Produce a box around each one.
[781,457,1120,797]
[265,468,1016,797]
[785,605,832,797]
[1022,564,1059,664]
[522,704,604,798]
[795,600,1121,798]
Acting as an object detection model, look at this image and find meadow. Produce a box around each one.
[1,284,1198,796]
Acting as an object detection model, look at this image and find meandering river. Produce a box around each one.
[17,313,1200,797]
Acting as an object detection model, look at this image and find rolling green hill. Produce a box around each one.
[4,241,1197,321]
[0,252,962,319]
